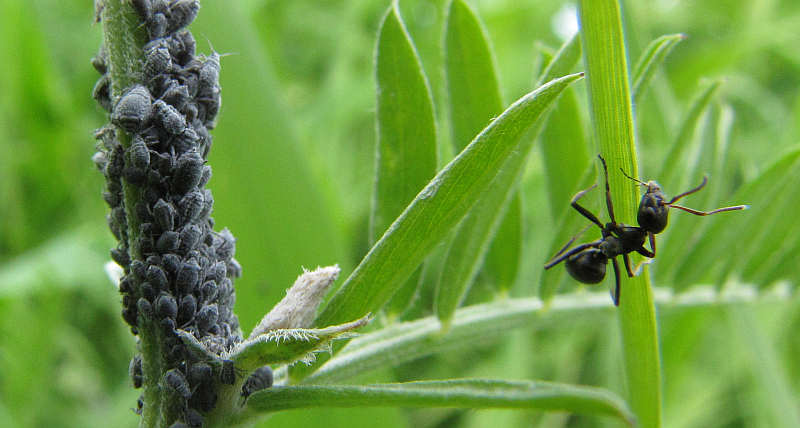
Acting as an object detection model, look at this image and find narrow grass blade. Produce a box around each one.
[315,72,583,328]
[670,149,800,288]
[578,1,661,426]
[632,34,687,103]
[245,379,634,425]
[482,193,523,293]
[436,0,512,328]
[657,80,722,189]
[371,4,437,319]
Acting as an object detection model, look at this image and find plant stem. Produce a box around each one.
[100,2,163,427]
[577,0,662,426]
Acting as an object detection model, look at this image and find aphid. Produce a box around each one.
[226,258,242,279]
[130,355,143,388]
[157,230,182,253]
[147,264,169,290]
[164,369,191,400]
[172,127,199,153]
[183,408,204,428]
[173,151,204,194]
[179,224,202,254]
[177,294,197,326]
[122,306,139,327]
[137,297,154,320]
[162,253,182,277]
[176,260,201,294]
[241,366,273,398]
[153,99,187,135]
[179,190,204,222]
[144,43,172,79]
[165,0,200,34]
[167,30,196,66]
[207,261,226,283]
[140,282,157,303]
[112,85,153,133]
[161,317,177,336]
[92,74,112,112]
[196,303,218,333]
[191,385,218,413]
[161,83,190,110]
[130,260,147,280]
[119,275,134,294]
[91,44,108,74]
[135,395,144,415]
[214,228,236,260]
[147,12,168,38]
[153,199,177,231]
[155,293,178,320]
[110,247,131,267]
[131,0,152,20]
[198,52,220,93]
[200,280,218,303]
[619,169,749,256]
[219,359,236,385]
[128,138,151,170]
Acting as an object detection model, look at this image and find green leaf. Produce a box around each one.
[314,72,583,328]
[245,379,634,425]
[444,0,503,152]
[436,0,509,328]
[228,315,370,373]
[370,3,437,244]
[657,80,722,189]
[670,149,800,288]
[578,1,661,426]
[632,34,687,103]
[482,193,523,293]
[371,4,437,319]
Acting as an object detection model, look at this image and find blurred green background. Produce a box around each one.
[0,0,798,427]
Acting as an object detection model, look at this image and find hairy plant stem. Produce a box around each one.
[100,2,162,426]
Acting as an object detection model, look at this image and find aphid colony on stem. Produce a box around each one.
[545,155,748,305]
[91,0,272,425]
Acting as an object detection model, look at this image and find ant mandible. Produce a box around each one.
[545,155,748,306]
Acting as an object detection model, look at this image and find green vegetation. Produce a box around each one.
[1,0,799,427]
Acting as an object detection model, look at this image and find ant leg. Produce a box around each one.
[596,155,617,224]
[668,204,750,216]
[549,225,592,260]
[544,240,602,270]
[667,176,707,204]
[622,253,634,277]
[619,167,647,186]
[611,257,621,306]
[648,232,656,257]
[570,184,605,229]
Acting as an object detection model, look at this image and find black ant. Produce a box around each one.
[545,155,748,306]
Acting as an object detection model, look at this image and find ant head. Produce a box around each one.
[644,180,662,194]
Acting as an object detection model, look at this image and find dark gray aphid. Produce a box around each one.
[226,258,242,279]
[130,355,143,388]
[135,395,144,415]
[122,306,138,328]
[92,150,108,171]
[131,0,152,20]
[207,261,226,283]
[182,102,198,123]
[172,127,199,153]
[103,190,121,208]
[140,282,156,303]
[176,260,201,294]
[214,228,236,260]
[119,276,134,294]
[107,213,122,240]
[156,230,181,253]
[147,12,167,38]
[179,224,202,254]
[198,52,220,91]
[92,74,112,112]
[131,260,147,280]
[162,253,182,277]
[153,99,187,135]
[197,165,212,188]
[91,45,107,74]
[123,167,147,186]
[198,189,213,222]
[137,297,154,320]
[110,247,131,267]
[177,294,196,325]
[196,303,218,333]
[146,265,169,290]
[128,138,151,170]
[155,293,178,320]
[144,43,172,78]
[166,30,196,65]
[183,407,204,428]
[104,145,125,179]
[161,316,176,336]
[199,280,217,303]
[161,83,190,110]
[179,190,204,223]
[165,0,200,34]
[164,369,191,400]
[241,366,273,398]
[187,362,212,386]
[112,85,153,133]
[172,151,204,194]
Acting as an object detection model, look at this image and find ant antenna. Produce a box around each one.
[619,168,647,186]
[667,176,707,204]
[667,203,749,216]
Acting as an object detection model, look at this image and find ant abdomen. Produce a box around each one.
[566,249,607,284]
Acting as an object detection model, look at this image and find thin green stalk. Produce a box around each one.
[99,2,161,426]
[578,1,662,427]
